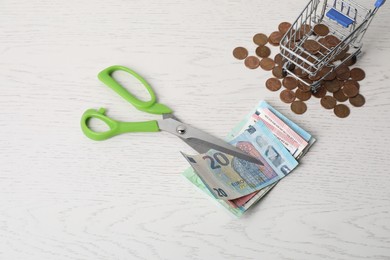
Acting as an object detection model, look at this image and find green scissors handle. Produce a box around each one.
[98,65,172,114]
[81,108,160,141]
[81,65,172,141]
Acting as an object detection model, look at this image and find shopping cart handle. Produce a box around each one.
[375,0,385,8]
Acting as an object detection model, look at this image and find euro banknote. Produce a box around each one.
[182,101,315,216]
[182,120,298,200]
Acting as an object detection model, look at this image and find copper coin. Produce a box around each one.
[350,68,366,81]
[342,82,359,98]
[295,88,312,101]
[291,100,307,114]
[344,55,357,66]
[244,56,260,69]
[349,94,365,107]
[293,29,305,42]
[253,33,268,46]
[325,35,341,48]
[255,45,271,58]
[286,62,296,72]
[318,66,332,78]
[282,76,298,90]
[303,39,320,54]
[318,37,331,54]
[333,89,348,102]
[265,78,282,91]
[294,67,308,78]
[313,85,327,98]
[308,71,322,81]
[313,24,329,36]
[233,47,248,60]
[336,66,350,80]
[298,81,311,92]
[286,41,296,50]
[272,66,286,79]
[344,80,360,90]
[300,24,312,35]
[278,22,291,34]
[323,69,336,81]
[334,104,350,118]
[325,79,342,93]
[321,95,337,109]
[269,31,283,46]
[333,48,348,61]
[260,58,275,71]
[274,53,284,66]
[280,89,296,103]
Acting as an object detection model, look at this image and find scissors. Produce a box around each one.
[80,65,261,164]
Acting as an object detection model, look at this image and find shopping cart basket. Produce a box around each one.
[279,0,386,91]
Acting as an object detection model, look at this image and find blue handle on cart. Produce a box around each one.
[375,0,385,8]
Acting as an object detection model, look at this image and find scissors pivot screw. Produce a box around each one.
[176,125,187,135]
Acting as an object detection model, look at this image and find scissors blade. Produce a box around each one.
[158,117,262,165]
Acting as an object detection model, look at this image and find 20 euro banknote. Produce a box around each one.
[182,120,298,200]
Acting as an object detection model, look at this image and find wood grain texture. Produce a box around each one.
[1,0,390,259]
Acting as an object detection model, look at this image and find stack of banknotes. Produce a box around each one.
[182,101,316,217]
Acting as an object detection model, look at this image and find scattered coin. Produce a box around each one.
[233,47,248,60]
[333,89,348,102]
[344,80,360,90]
[313,85,327,98]
[280,89,296,103]
[278,22,291,34]
[266,78,282,91]
[282,76,298,90]
[313,24,330,36]
[253,33,268,46]
[342,82,359,97]
[272,66,286,79]
[321,95,337,109]
[260,58,275,71]
[255,45,271,58]
[274,53,284,66]
[295,88,311,101]
[298,81,311,92]
[269,31,283,46]
[349,94,365,107]
[325,79,342,93]
[350,68,366,81]
[291,100,307,114]
[244,56,260,69]
[334,104,350,118]
[303,39,321,54]
[336,66,350,80]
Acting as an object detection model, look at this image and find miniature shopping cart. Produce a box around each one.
[279,0,386,91]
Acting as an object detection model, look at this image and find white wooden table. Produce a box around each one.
[1,0,390,259]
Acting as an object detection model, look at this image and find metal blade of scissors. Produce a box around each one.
[158,115,262,165]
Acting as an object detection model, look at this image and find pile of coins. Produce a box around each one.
[232,22,366,118]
